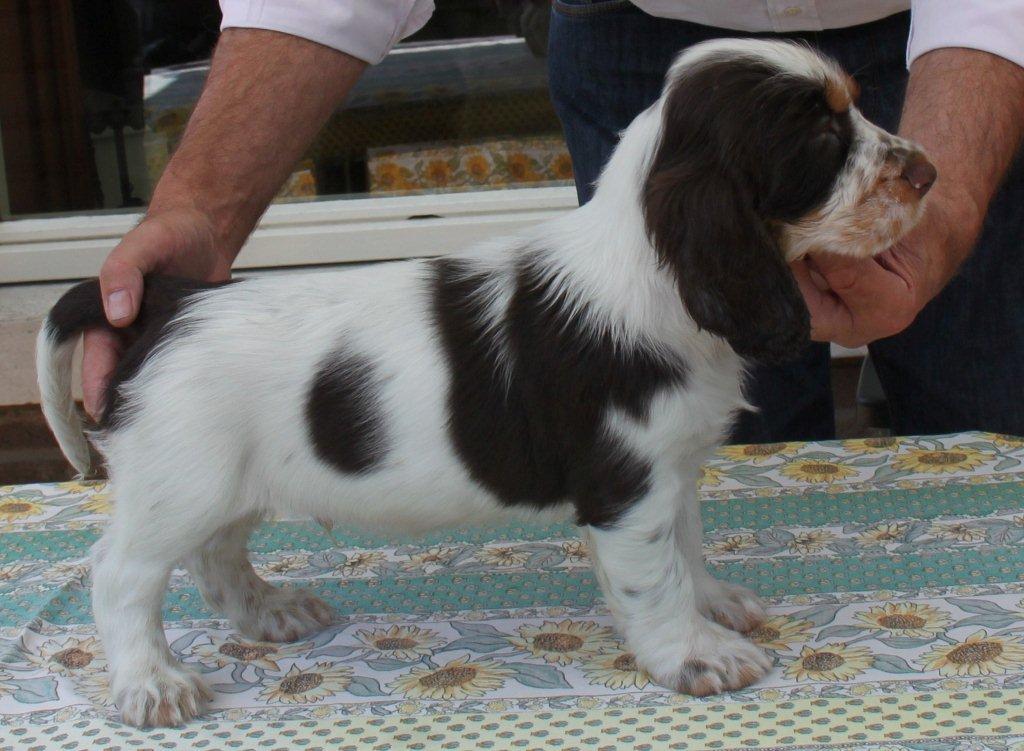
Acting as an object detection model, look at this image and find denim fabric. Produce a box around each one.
[548,6,1024,440]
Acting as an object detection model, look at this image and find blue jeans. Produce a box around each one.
[548,3,1024,441]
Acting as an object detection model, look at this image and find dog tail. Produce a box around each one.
[36,280,107,477]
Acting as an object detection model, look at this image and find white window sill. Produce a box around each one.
[0,187,580,284]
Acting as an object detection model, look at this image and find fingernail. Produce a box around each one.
[106,289,131,321]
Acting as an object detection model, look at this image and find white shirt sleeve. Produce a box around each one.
[909,0,1024,69]
[220,0,435,64]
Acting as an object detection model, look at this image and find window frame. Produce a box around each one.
[0,186,580,284]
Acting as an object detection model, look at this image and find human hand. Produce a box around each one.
[83,209,233,420]
[790,192,974,348]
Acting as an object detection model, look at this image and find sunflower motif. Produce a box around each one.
[855,523,906,546]
[507,619,616,666]
[581,649,651,690]
[389,656,511,700]
[372,162,414,192]
[699,465,726,488]
[787,530,837,554]
[338,551,385,577]
[854,602,952,637]
[929,521,986,542]
[259,662,353,704]
[192,634,282,671]
[256,553,311,576]
[354,625,444,661]
[82,492,113,515]
[465,154,491,181]
[746,615,814,651]
[719,443,799,464]
[892,447,990,475]
[69,671,114,706]
[979,432,1024,448]
[423,159,453,186]
[783,643,873,682]
[47,559,90,583]
[0,497,45,523]
[842,437,900,453]
[552,153,574,180]
[0,563,33,582]
[780,460,857,484]
[30,636,106,676]
[57,480,106,495]
[561,540,589,562]
[505,153,542,182]
[404,546,457,570]
[920,630,1024,677]
[707,533,757,555]
[478,546,530,568]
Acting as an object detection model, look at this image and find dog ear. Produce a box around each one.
[644,167,810,363]
[642,73,811,363]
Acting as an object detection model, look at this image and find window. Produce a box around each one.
[0,0,573,219]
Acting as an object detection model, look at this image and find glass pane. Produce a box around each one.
[0,0,571,219]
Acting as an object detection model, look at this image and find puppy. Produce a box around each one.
[37,39,934,727]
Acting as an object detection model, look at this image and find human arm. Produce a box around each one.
[82,28,367,418]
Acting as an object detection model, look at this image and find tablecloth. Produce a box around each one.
[2,432,1024,750]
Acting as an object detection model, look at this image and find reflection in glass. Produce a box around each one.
[0,0,571,219]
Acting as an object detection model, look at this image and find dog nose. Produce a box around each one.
[900,155,937,198]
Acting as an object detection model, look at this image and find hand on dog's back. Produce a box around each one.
[83,209,232,420]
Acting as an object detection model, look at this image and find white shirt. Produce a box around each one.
[220,0,1024,70]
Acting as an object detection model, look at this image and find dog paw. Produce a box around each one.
[698,579,767,633]
[236,586,334,643]
[646,622,772,697]
[114,663,212,727]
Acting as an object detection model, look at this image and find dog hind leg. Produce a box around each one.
[185,514,334,643]
[91,497,213,727]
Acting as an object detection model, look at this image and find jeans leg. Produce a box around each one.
[547,2,673,204]
[869,156,1024,435]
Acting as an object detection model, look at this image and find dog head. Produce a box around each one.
[642,39,934,362]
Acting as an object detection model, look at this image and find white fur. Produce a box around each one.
[35,331,91,476]
[36,39,930,727]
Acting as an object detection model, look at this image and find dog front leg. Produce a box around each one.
[585,477,771,696]
[676,470,767,633]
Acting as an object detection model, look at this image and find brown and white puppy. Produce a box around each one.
[37,39,932,727]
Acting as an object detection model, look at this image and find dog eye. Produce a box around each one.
[815,127,839,146]
[810,128,849,171]
[814,113,845,136]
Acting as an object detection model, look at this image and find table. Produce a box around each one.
[2,432,1024,750]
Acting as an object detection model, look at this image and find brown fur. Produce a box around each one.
[824,73,855,113]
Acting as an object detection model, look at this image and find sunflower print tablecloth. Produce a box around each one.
[2,432,1024,750]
